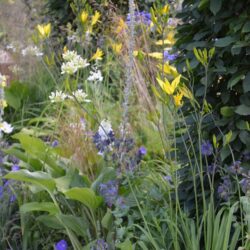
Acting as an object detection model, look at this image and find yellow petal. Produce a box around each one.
[81,11,88,24]
[171,75,181,92]
[179,85,194,100]
[158,63,179,77]
[115,18,127,33]
[161,5,170,15]
[155,39,173,45]
[91,48,104,61]
[111,43,122,54]
[156,77,173,95]
[91,11,101,26]
[173,93,183,107]
[148,52,163,59]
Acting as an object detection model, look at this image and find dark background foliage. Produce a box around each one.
[175,0,250,165]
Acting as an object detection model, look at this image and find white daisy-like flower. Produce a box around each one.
[49,90,67,103]
[71,89,91,103]
[98,120,113,140]
[0,121,13,134]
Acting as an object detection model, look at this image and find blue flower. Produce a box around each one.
[217,176,231,201]
[138,146,147,156]
[99,180,118,207]
[51,140,59,147]
[240,177,250,194]
[11,164,20,171]
[163,50,178,62]
[201,141,213,156]
[228,161,242,174]
[127,11,151,26]
[55,239,68,250]
[91,239,109,250]
[207,163,217,174]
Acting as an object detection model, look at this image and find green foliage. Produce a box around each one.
[175,0,250,163]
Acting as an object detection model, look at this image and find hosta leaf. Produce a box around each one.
[64,187,103,210]
[4,170,56,192]
[20,202,59,215]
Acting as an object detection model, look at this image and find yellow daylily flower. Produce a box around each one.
[161,5,170,15]
[158,63,179,78]
[156,75,181,95]
[179,85,194,100]
[111,43,122,54]
[37,23,51,39]
[91,48,104,61]
[81,11,88,24]
[148,52,163,59]
[173,92,184,107]
[91,11,101,26]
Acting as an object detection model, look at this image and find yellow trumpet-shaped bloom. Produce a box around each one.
[111,43,122,54]
[37,23,51,39]
[173,92,184,107]
[91,11,101,26]
[161,5,170,15]
[156,75,181,95]
[91,48,104,61]
[81,11,88,24]
[158,63,179,78]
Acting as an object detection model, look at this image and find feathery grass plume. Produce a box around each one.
[120,0,135,165]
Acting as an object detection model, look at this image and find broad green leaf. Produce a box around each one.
[12,133,63,175]
[210,0,222,15]
[243,72,250,93]
[235,104,250,116]
[220,146,231,161]
[242,21,250,33]
[220,106,235,117]
[116,239,133,250]
[227,74,244,89]
[4,170,56,192]
[214,37,236,47]
[101,209,113,230]
[64,187,103,210]
[20,202,59,215]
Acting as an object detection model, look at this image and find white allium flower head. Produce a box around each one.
[0,121,13,134]
[87,69,103,82]
[49,90,67,103]
[98,120,113,140]
[62,50,78,61]
[71,89,91,103]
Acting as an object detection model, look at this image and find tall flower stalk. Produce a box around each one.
[120,0,135,164]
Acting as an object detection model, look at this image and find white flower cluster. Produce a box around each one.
[98,120,113,140]
[87,65,103,83]
[61,50,89,75]
[49,89,91,103]
[21,45,43,57]
[0,73,13,135]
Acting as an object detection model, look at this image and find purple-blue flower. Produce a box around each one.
[11,164,20,171]
[99,180,118,207]
[127,11,151,26]
[240,178,250,194]
[201,141,213,156]
[217,176,231,201]
[51,140,59,147]
[55,239,68,250]
[91,239,109,250]
[207,163,217,174]
[138,146,147,156]
[163,50,178,62]
[228,161,242,174]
